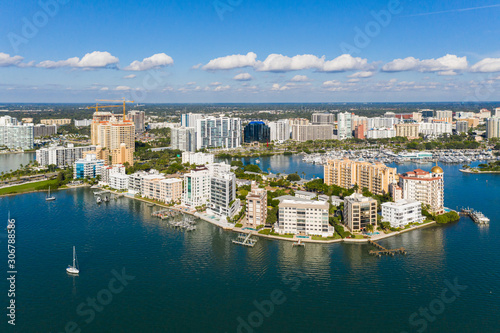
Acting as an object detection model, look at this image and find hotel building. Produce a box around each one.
[399,165,444,215]
[324,158,398,195]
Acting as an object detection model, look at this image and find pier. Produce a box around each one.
[460,208,490,224]
[232,232,257,247]
[152,209,182,219]
[368,240,406,257]
[292,239,305,247]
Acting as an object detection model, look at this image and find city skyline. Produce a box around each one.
[1,0,500,103]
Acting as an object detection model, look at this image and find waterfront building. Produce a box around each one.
[142,176,183,203]
[195,116,242,149]
[127,169,162,194]
[291,124,334,141]
[324,158,398,195]
[399,165,444,215]
[181,113,204,128]
[344,193,377,232]
[208,168,240,218]
[456,121,469,133]
[127,110,145,134]
[41,118,71,125]
[366,127,395,139]
[182,167,211,208]
[182,152,214,165]
[418,122,452,137]
[381,199,424,228]
[0,116,34,149]
[269,120,290,142]
[36,144,97,167]
[337,112,352,140]
[73,154,104,179]
[100,164,126,185]
[395,123,420,139]
[276,199,333,237]
[74,119,92,127]
[141,174,166,200]
[435,110,453,123]
[486,118,500,139]
[311,113,335,125]
[109,173,130,190]
[244,121,270,143]
[246,182,267,227]
[389,183,403,202]
[33,124,57,137]
[171,127,196,152]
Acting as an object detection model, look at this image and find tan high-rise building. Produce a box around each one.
[395,123,420,139]
[246,181,267,227]
[344,193,377,232]
[91,112,134,165]
[324,158,397,195]
[435,110,453,123]
[291,124,333,141]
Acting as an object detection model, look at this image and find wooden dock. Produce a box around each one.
[232,233,257,247]
[368,240,406,257]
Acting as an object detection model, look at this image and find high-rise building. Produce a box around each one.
[344,193,377,232]
[486,118,500,139]
[435,110,453,123]
[311,113,335,125]
[366,128,395,139]
[112,143,134,165]
[420,109,434,118]
[275,199,333,237]
[418,122,452,137]
[399,165,444,215]
[456,121,469,133]
[181,113,204,127]
[291,124,334,141]
[367,117,399,129]
[171,127,196,152]
[395,123,420,139]
[182,167,211,208]
[41,118,71,125]
[74,119,92,127]
[33,124,57,137]
[269,120,290,142]
[246,182,267,228]
[0,116,34,150]
[36,144,96,167]
[208,167,240,218]
[244,121,270,143]
[196,116,242,149]
[324,158,397,195]
[127,110,145,134]
[337,112,352,140]
[493,108,500,118]
[354,124,365,139]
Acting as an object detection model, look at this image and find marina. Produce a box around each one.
[232,232,257,247]
[460,208,490,224]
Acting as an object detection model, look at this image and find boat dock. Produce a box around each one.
[368,240,407,257]
[232,232,257,247]
[152,209,182,219]
[460,208,490,224]
[292,239,305,247]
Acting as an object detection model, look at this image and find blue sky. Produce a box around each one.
[1,0,500,103]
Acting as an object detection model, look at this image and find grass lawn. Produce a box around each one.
[258,229,271,235]
[311,234,342,241]
[0,179,59,196]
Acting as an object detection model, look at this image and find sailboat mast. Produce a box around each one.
[73,246,76,268]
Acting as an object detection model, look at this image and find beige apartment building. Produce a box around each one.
[291,124,334,141]
[246,182,267,227]
[344,193,377,232]
[395,123,420,139]
[142,176,183,203]
[435,110,453,123]
[324,158,397,195]
[41,118,71,125]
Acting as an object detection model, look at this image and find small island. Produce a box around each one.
[460,161,500,174]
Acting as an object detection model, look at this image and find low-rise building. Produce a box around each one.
[110,173,130,190]
[182,151,214,165]
[381,199,424,228]
[73,154,104,179]
[276,199,333,237]
[41,118,71,125]
[343,193,377,232]
[294,190,317,200]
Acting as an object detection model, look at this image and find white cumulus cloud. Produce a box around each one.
[470,58,500,72]
[348,71,375,78]
[382,54,468,73]
[203,52,257,70]
[233,73,253,81]
[123,74,136,79]
[37,51,119,69]
[214,85,230,92]
[124,53,174,71]
[290,75,310,82]
[0,53,25,67]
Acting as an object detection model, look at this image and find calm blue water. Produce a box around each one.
[1,156,499,333]
[0,153,35,174]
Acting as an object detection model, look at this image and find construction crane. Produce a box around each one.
[86,104,122,112]
[97,98,134,119]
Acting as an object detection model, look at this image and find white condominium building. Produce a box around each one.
[36,144,96,167]
[73,154,104,179]
[381,199,424,228]
[182,167,211,208]
[110,173,130,190]
[182,152,214,165]
[127,169,162,194]
[196,116,241,149]
[269,120,290,142]
[181,113,204,128]
[418,122,452,136]
[276,199,333,237]
[399,165,444,215]
[208,171,240,218]
[486,118,500,139]
[337,112,352,140]
[0,116,34,150]
[100,164,126,185]
[366,128,396,139]
[171,127,197,152]
[291,124,334,141]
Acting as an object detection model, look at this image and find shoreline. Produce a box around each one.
[0,183,90,198]
[460,169,500,174]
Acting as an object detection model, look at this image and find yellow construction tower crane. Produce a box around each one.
[87,104,122,113]
[97,98,134,119]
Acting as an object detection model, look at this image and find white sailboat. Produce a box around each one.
[46,186,56,201]
[66,246,79,275]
